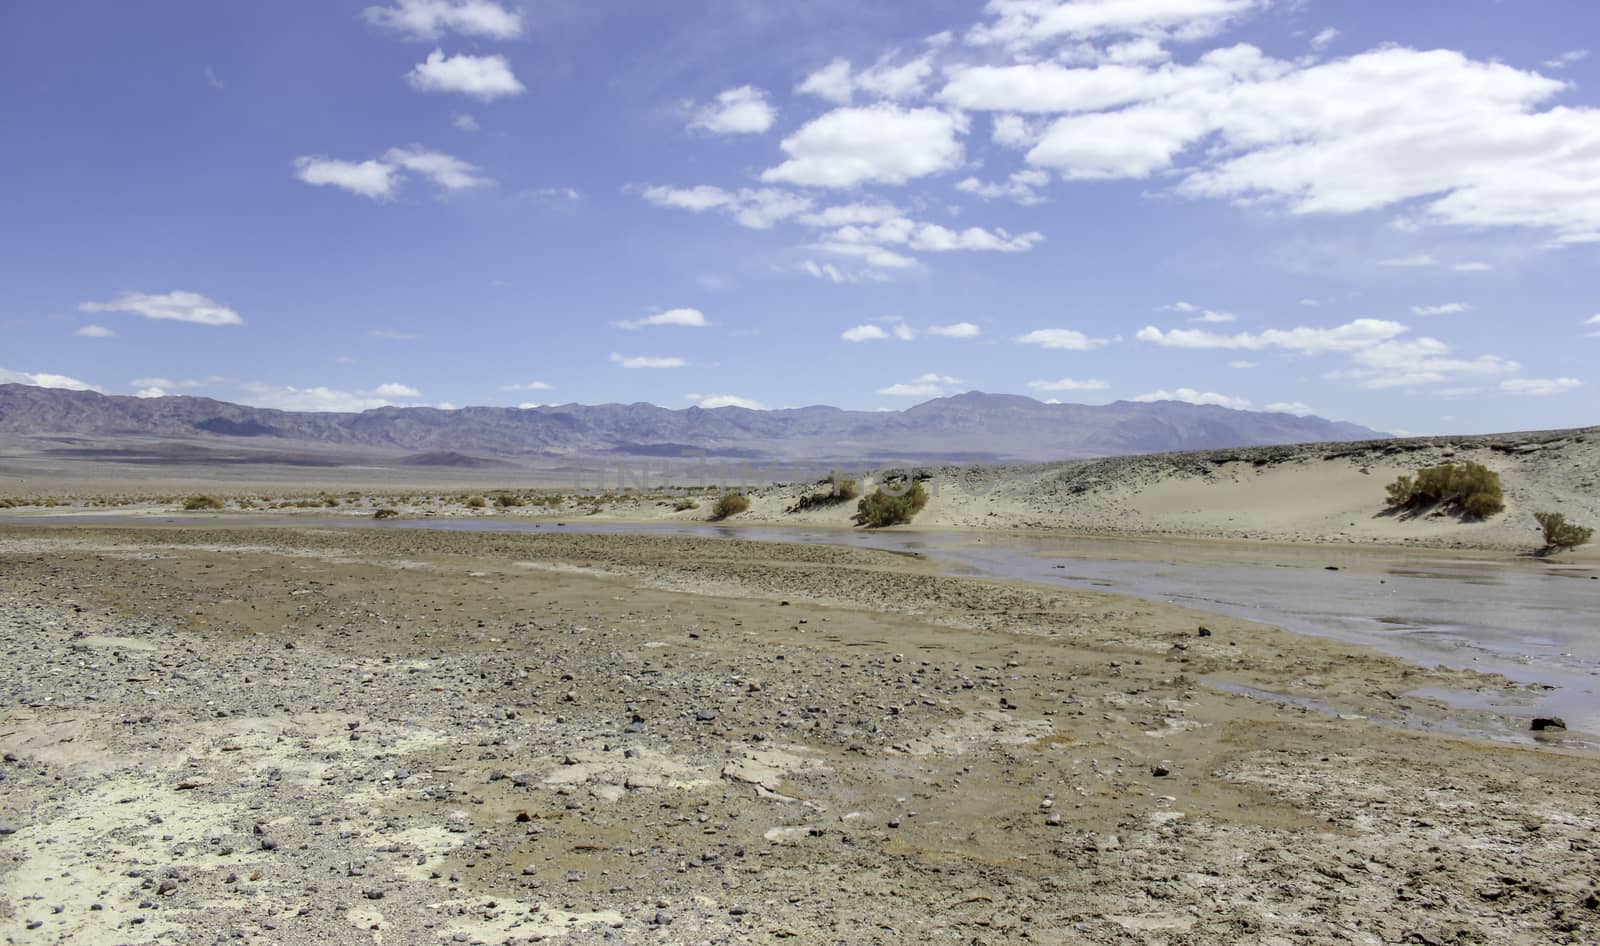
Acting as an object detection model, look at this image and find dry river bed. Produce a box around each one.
[1,521,1597,946]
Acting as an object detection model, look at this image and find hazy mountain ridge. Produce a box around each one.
[0,384,1384,463]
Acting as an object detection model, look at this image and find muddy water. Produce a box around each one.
[363,519,1600,734]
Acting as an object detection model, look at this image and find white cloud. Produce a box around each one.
[293,157,399,199]
[524,186,582,204]
[809,241,918,269]
[640,185,812,229]
[842,324,891,342]
[879,372,963,397]
[799,260,885,284]
[499,381,553,391]
[1544,50,1590,70]
[1310,27,1340,50]
[131,376,217,390]
[690,86,776,135]
[1452,261,1494,272]
[1377,254,1436,268]
[797,202,903,227]
[369,329,419,341]
[823,216,1043,254]
[1136,319,1406,353]
[1586,314,1600,326]
[1500,377,1583,396]
[372,382,421,398]
[614,308,709,330]
[1134,387,1252,409]
[943,43,1600,244]
[1411,303,1473,317]
[1027,377,1109,391]
[1168,302,1236,323]
[407,49,524,100]
[363,0,523,39]
[237,382,415,413]
[1229,360,1257,368]
[0,368,100,391]
[968,0,1268,49]
[796,55,934,104]
[1015,328,1109,350]
[1265,401,1314,415]
[295,147,486,199]
[956,169,1051,205]
[135,387,167,399]
[453,112,479,131]
[695,394,768,409]
[384,146,490,189]
[81,290,244,326]
[762,106,966,188]
[74,324,116,338]
[1336,337,1520,389]
[928,322,981,338]
[609,353,686,369]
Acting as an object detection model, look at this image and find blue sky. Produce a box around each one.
[2,0,1597,435]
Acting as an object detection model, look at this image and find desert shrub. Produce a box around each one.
[182,495,226,511]
[853,481,928,528]
[673,498,700,511]
[1534,511,1593,551]
[790,472,861,512]
[495,493,525,508]
[373,508,400,520]
[1384,462,1504,519]
[465,496,487,509]
[710,492,750,520]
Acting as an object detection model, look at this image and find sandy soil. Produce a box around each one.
[3,427,1594,560]
[2,521,1597,945]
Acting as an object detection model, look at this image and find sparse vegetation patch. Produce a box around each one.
[1534,511,1593,552]
[853,481,928,528]
[1384,462,1504,519]
[182,495,226,511]
[710,492,750,520]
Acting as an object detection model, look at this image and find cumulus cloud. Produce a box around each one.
[967,0,1268,49]
[1135,319,1406,353]
[1411,303,1474,317]
[641,185,812,229]
[1265,401,1315,415]
[1016,328,1109,350]
[1500,377,1583,396]
[499,381,553,391]
[689,86,776,135]
[372,382,421,397]
[820,216,1043,256]
[1166,302,1236,323]
[762,106,966,188]
[928,322,981,338]
[1335,337,1520,389]
[236,382,420,412]
[363,0,523,39]
[694,394,768,409]
[609,353,686,369]
[957,169,1051,205]
[1027,377,1108,391]
[74,324,116,338]
[797,203,903,227]
[796,55,935,104]
[841,324,890,342]
[1229,360,1257,368]
[1310,27,1340,50]
[0,368,100,391]
[407,49,524,99]
[1134,387,1252,409]
[614,308,709,330]
[1544,50,1590,70]
[295,147,487,199]
[81,291,244,326]
[879,372,963,397]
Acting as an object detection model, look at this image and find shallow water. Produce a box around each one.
[11,513,1599,737]
[360,518,1600,735]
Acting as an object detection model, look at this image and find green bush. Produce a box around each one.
[790,472,861,513]
[673,498,700,511]
[1384,462,1504,519]
[465,496,487,509]
[1534,511,1593,551]
[182,495,226,511]
[495,493,525,508]
[853,481,928,528]
[373,508,400,520]
[710,492,750,520]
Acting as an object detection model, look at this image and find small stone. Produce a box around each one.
[653,910,673,926]
[1196,626,1212,638]
[1531,717,1567,731]
[1151,763,1172,778]
[695,709,717,722]
[157,879,178,895]
[0,822,17,836]
[363,888,384,900]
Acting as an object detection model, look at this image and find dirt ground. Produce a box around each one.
[2,521,1598,945]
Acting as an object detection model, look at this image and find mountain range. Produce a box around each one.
[0,383,1384,465]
